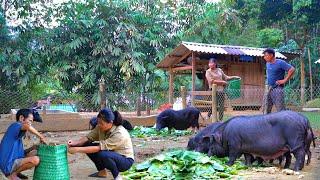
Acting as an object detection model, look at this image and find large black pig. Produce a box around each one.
[241,112,316,168]
[203,110,310,171]
[305,128,316,165]
[187,122,223,152]
[156,107,201,132]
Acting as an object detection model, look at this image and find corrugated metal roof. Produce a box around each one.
[182,42,287,59]
[157,42,295,68]
[183,43,228,54]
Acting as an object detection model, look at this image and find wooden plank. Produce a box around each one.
[228,62,264,87]
[191,52,196,106]
[172,65,192,71]
[172,65,208,72]
[190,91,212,96]
[195,99,212,104]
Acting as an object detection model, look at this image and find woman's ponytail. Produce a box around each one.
[113,110,123,126]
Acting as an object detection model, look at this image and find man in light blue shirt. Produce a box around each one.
[263,48,295,113]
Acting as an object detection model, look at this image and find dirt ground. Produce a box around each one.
[1,130,320,180]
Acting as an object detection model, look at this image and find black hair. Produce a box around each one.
[263,48,275,57]
[208,58,218,68]
[97,108,123,126]
[16,109,33,121]
[97,108,115,123]
[112,110,123,126]
[209,58,217,63]
[32,109,43,122]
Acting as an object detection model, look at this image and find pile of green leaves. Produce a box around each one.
[130,126,192,138]
[122,150,246,179]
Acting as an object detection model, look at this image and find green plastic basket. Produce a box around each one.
[33,144,70,180]
[226,78,241,99]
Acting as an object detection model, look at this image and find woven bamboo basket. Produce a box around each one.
[33,144,70,180]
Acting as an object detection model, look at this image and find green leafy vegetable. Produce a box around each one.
[122,150,246,179]
[130,126,193,138]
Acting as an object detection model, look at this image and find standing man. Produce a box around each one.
[205,58,240,120]
[263,48,295,113]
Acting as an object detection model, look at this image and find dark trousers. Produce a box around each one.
[208,91,225,121]
[83,142,134,178]
[266,86,286,113]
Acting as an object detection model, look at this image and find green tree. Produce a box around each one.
[257,28,284,47]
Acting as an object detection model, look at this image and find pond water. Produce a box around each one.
[48,104,77,112]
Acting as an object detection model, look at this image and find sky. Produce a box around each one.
[7,0,221,27]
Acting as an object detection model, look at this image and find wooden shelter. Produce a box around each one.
[157,42,301,107]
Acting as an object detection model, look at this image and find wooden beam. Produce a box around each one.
[170,51,191,67]
[169,67,174,104]
[172,65,207,72]
[190,91,212,96]
[172,65,192,71]
[191,52,196,106]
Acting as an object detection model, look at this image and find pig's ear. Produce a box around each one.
[212,132,222,144]
[201,135,212,144]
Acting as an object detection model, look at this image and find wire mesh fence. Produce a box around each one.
[189,86,320,129]
[0,90,33,114]
[1,86,320,128]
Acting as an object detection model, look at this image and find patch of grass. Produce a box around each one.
[301,112,320,130]
[222,115,231,121]
[305,98,320,108]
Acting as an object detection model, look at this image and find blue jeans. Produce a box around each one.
[84,142,134,178]
[267,86,286,113]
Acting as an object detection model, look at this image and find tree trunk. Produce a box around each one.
[99,77,106,110]
[308,48,313,100]
[136,95,141,116]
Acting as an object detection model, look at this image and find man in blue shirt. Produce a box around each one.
[0,109,47,180]
[263,48,295,113]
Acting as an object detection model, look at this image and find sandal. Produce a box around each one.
[17,173,28,179]
[88,172,106,178]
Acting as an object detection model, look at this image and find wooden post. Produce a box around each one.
[181,86,186,109]
[169,67,174,104]
[136,95,141,116]
[146,97,151,115]
[191,52,196,106]
[43,105,47,115]
[263,84,269,114]
[308,48,313,100]
[301,56,305,106]
[211,84,217,122]
[99,76,106,110]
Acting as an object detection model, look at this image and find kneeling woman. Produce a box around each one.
[67,108,134,180]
